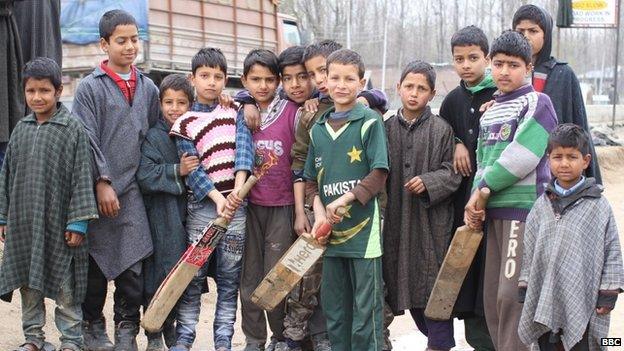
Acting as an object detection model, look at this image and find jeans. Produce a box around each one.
[21,272,83,351]
[175,197,246,350]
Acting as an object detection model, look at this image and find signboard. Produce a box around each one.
[570,0,619,27]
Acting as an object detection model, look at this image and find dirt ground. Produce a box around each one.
[0,147,623,350]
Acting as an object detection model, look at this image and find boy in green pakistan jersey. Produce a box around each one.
[303,49,388,351]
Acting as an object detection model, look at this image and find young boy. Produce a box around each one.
[513,4,601,183]
[233,48,299,351]
[304,49,388,351]
[438,25,496,350]
[518,124,624,351]
[72,10,160,350]
[464,30,558,351]
[0,57,98,351]
[383,60,461,351]
[169,47,254,351]
[137,74,199,350]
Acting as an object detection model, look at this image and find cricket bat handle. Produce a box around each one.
[214,175,259,228]
[314,206,347,239]
[475,187,490,211]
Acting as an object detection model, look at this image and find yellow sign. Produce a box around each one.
[571,0,618,27]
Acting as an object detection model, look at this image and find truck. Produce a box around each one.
[61,0,302,89]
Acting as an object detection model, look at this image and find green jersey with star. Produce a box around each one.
[304,103,389,258]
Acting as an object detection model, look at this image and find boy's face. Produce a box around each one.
[491,53,532,93]
[282,64,312,104]
[397,72,435,116]
[241,64,279,108]
[161,88,190,126]
[304,55,328,95]
[327,63,365,108]
[515,20,544,59]
[452,45,489,87]
[192,66,226,105]
[25,78,61,121]
[100,24,139,72]
[549,146,591,188]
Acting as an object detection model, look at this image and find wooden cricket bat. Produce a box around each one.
[141,175,259,333]
[251,208,345,311]
[425,187,490,321]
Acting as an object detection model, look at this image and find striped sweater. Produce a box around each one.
[474,84,558,221]
[170,106,237,194]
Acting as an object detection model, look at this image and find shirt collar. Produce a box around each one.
[553,176,586,197]
[23,103,71,126]
[316,102,367,124]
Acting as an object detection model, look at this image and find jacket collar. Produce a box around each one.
[93,63,142,78]
[494,84,534,103]
[395,106,432,130]
[316,102,368,124]
[23,103,71,126]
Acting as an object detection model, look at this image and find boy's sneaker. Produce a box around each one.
[167,345,189,351]
[311,333,331,351]
[83,317,114,351]
[269,341,288,351]
[145,334,165,351]
[284,338,302,351]
[243,343,265,351]
[114,321,139,351]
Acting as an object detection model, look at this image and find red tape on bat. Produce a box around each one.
[314,222,332,239]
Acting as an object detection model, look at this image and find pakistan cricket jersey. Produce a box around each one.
[304,103,389,258]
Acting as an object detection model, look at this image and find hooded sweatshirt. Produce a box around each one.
[513,4,602,183]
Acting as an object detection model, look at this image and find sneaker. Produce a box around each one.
[168,345,189,351]
[83,318,114,351]
[243,344,265,351]
[114,321,139,351]
[311,333,331,351]
[145,334,165,351]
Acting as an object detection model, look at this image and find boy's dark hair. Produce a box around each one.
[99,9,138,42]
[326,49,365,79]
[489,30,532,65]
[192,47,227,75]
[399,60,436,90]
[548,123,591,155]
[243,49,280,77]
[512,5,547,32]
[451,25,489,56]
[302,40,343,63]
[159,74,194,104]
[278,45,305,74]
[23,57,62,90]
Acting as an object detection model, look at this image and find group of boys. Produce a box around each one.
[0,4,622,351]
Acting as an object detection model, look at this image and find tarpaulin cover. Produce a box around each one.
[60,0,149,44]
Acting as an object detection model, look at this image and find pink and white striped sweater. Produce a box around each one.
[170,106,237,193]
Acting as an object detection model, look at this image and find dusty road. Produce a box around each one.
[0,147,623,350]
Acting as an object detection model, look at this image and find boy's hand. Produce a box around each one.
[211,191,233,221]
[304,98,320,113]
[0,225,5,242]
[356,96,370,106]
[218,93,234,108]
[96,181,120,218]
[64,231,84,247]
[294,211,311,236]
[405,176,426,194]
[311,215,330,245]
[326,198,350,224]
[225,188,243,213]
[244,104,261,132]
[179,152,200,176]
[479,99,495,113]
[454,143,472,177]
[464,190,486,230]
[596,307,612,315]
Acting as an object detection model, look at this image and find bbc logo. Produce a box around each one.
[601,338,622,346]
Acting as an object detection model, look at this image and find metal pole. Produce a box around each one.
[613,0,622,128]
[347,0,351,49]
[381,3,389,94]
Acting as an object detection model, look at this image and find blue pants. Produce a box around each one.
[410,308,455,351]
[175,198,246,350]
[20,271,83,351]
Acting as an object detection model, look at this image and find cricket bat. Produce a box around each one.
[251,208,345,311]
[425,187,490,321]
[142,174,259,333]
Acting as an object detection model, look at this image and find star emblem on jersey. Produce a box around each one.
[347,146,362,163]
